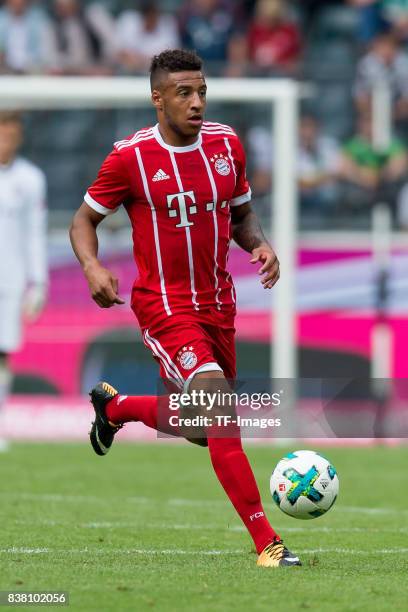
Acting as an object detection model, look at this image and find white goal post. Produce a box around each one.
[0,75,300,381]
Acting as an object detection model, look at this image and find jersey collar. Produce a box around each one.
[153,124,202,153]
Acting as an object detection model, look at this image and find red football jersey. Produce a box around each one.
[85,122,251,329]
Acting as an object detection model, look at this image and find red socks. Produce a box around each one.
[106,394,279,553]
[207,436,279,553]
[106,394,181,437]
[106,394,158,429]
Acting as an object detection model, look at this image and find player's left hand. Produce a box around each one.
[23,283,47,321]
[250,245,280,289]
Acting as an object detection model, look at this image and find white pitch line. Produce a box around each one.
[3,492,408,517]
[1,547,408,556]
[78,522,234,530]
[296,548,408,555]
[11,519,408,534]
[167,498,227,507]
[2,492,151,504]
[337,506,407,516]
[229,526,408,534]
[1,493,232,507]
[2,548,50,554]
[0,548,243,556]
[11,519,233,530]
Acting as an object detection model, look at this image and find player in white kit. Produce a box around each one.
[0,112,48,451]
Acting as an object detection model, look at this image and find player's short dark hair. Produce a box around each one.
[150,49,203,91]
[0,111,22,126]
[141,0,158,15]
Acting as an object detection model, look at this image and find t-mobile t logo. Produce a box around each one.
[167,191,197,228]
[250,511,265,521]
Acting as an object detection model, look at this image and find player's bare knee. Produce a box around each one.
[189,370,236,423]
[189,369,228,392]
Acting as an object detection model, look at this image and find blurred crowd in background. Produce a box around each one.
[2,0,408,229]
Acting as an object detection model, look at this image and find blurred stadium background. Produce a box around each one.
[1,0,408,442]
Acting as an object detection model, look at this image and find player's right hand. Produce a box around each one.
[84,262,125,308]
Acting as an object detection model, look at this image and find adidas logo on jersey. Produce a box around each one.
[152,169,170,182]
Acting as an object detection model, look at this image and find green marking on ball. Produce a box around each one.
[284,466,323,505]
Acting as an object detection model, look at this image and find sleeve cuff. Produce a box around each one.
[84,192,116,216]
[230,188,252,207]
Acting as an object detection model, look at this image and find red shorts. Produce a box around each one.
[141,309,236,391]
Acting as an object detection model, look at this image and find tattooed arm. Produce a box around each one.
[231,202,280,289]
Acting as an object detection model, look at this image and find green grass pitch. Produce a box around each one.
[1,442,407,611]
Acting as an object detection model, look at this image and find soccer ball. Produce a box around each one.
[270,450,339,520]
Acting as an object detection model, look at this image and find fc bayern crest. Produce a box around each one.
[177,346,198,370]
[210,154,231,176]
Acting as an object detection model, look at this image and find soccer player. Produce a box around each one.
[70,49,301,568]
[0,111,48,452]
